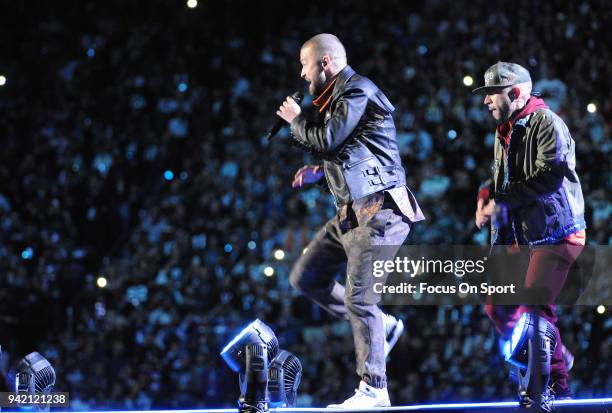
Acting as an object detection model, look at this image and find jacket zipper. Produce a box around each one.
[345,156,374,169]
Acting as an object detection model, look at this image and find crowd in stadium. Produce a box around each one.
[0,0,610,409]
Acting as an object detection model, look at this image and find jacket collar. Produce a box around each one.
[496,97,550,143]
[312,65,356,113]
[512,96,549,123]
[331,65,356,97]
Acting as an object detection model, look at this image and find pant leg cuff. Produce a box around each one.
[363,375,386,389]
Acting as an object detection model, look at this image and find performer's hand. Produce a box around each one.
[475,198,496,229]
[276,95,302,124]
[292,165,324,188]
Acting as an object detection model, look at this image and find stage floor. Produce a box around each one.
[39,397,611,413]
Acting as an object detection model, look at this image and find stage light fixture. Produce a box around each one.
[237,343,269,413]
[14,352,56,394]
[505,313,557,411]
[14,352,56,412]
[221,320,280,413]
[505,312,556,368]
[268,350,302,408]
[220,319,279,373]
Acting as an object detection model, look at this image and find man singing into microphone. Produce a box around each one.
[276,33,425,408]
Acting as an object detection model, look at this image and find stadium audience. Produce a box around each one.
[0,0,610,408]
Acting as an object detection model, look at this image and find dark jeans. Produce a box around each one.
[486,241,584,391]
[289,198,411,388]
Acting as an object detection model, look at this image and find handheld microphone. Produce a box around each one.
[266,91,303,140]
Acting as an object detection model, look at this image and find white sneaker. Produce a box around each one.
[383,312,404,358]
[327,381,391,408]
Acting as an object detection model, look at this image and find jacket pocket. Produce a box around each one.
[521,195,565,242]
[521,199,547,242]
[344,156,374,170]
[542,193,565,235]
[366,208,394,240]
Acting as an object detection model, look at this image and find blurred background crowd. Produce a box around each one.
[0,0,610,409]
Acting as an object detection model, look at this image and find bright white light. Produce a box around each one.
[597,305,605,314]
[0,75,6,86]
[502,340,511,359]
[509,313,528,356]
[220,320,257,355]
[263,266,274,277]
[96,276,108,288]
[302,248,308,255]
[587,103,597,113]
[186,0,198,8]
[274,249,285,260]
[463,75,474,87]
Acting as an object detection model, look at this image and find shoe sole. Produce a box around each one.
[384,319,404,358]
[327,400,391,409]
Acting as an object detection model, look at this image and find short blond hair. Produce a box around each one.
[302,33,347,68]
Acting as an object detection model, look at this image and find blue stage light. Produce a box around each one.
[14,352,56,395]
[224,244,233,253]
[21,247,34,260]
[508,312,528,362]
[268,350,302,408]
[505,312,558,369]
[501,339,511,359]
[164,170,174,181]
[221,320,279,413]
[220,319,279,373]
[504,312,559,410]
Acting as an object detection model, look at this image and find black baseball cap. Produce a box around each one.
[472,61,532,94]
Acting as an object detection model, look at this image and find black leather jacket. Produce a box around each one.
[491,107,586,245]
[290,66,421,217]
